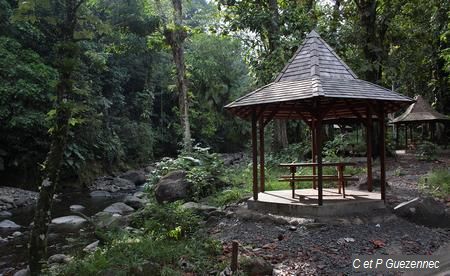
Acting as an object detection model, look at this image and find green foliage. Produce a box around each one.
[266,142,310,167]
[211,188,248,206]
[57,199,223,275]
[0,36,57,183]
[416,141,440,161]
[323,134,350,161]
[147,145,225,201]
[419,168,450,199]
[57,232,222,275]
[131,201,201,240]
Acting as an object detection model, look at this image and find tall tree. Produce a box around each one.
[161,0,192,152]
[15,0,86,273]
[354,0,380,82]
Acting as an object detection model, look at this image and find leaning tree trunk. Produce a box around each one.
[266,0,289,150]
[165,0,192,152]
[28,1,79,273]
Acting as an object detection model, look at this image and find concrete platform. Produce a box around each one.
[247,189,385,217]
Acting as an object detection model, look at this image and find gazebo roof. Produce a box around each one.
[391,95,450,123]
[225,30,413,120]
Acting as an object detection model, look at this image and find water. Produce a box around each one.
[0,190,134,274]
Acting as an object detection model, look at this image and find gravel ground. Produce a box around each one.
[210,210,449,275]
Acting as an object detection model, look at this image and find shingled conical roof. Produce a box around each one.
[275,30,357,82]
[225,30,413,120]
[391,95,449,123]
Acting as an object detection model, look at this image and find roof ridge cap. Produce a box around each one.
[310,37,320,78]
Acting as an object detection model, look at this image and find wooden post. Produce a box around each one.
[316,118,324,206]
[259,116,265,193]
[231,241,238,272]
[366,108,373,192]
[395,124,399,149]
[404,124,408,149]
[311,120,317,189]
[251,110,258,200]
[379,106,386,201]
[290,166,296,198]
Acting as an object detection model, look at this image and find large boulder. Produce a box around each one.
[88,176,114,191]
[0,210,12,218]
[0,219,21,230]
[124,195,147,209]
[90,190,112,198]
[182,202,217,216]
[93,211,128,230]
[70,205,86,213]
[154,170,190,203]
[394,197,450,228]
[0,187,38,211]
[83,240,99,253]
[103,202,134,215]
[119,170,147,185]
[110,177,135,192]
[50,215,87,231]
[88,176,135,192]
[48,254,72,264]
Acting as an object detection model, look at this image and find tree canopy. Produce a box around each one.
[0,0,448,188]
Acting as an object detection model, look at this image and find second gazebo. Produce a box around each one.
[391,95,449,148]
[225,30,414,206]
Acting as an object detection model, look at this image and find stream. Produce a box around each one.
[0,188,143,274]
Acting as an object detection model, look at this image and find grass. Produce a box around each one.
[419,168,450,199]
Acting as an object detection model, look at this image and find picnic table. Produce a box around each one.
[279,162,359,200]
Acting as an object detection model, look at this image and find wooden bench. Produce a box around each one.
[278,175,359,198]
[279,162,359,200]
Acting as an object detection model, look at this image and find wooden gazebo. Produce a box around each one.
[225,30,414,205]
[391,95,449,148]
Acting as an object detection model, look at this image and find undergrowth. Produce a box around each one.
[419,168,450,198]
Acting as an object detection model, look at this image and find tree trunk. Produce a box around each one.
[165,0,192,152]
[272,120,288,151]
[265,0,288,151]
[330,0,341,40]
[354,0,379,83]
[28,2,79,274]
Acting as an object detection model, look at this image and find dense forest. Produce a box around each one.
[0,0,448,190]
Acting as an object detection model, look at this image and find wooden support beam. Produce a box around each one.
[395,124,399,149]
[404,124,408,149]
[379,105,386,201]
[259,116,265,193]
[256,105,267,120]
[263,109,277,128]
[295,110,312,128]
[311,120,317,189]
[316,118,324,206]
[251,109,258,200]
[366,107,373,192]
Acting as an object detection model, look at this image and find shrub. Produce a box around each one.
[416,141,439,161]
[130,201,201,240]
[145,145,225,201]
[419,168,450,198]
